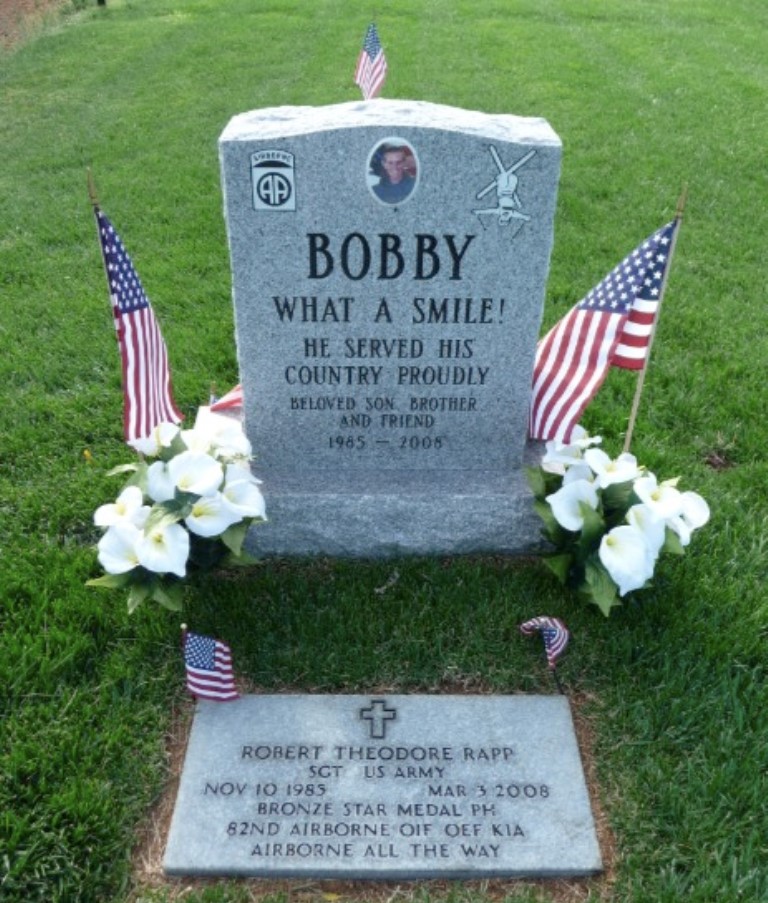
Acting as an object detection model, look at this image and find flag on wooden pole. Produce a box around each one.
[354,23,388,99]
[529,219,678,443]
[183,629,239,702]
[94,207,182,443]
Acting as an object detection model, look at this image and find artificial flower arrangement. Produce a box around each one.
[526,427,710,616]
[88,410,266,612]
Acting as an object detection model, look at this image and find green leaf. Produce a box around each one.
[542,554,572,585]
[601,479,635,518]
[525,465,547,498]
[533,498,561,540]
[86,573,133,590]
[582,558,621,617]
[224,551,260,567]
[578,502,606,553]
[145,497,193,531]
[663,526,686,556]
[106,463,139,477]
[127,583,151,614]
[151,582,184,611]
[221,521,249,556]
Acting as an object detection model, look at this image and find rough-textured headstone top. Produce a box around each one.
[219,100,561,146]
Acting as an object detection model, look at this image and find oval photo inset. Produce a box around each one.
[367,138,419,206]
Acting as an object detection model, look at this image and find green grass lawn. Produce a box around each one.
[1,1,766,901]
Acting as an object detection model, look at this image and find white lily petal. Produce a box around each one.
[185,493,242,537]
[627,504,666,561]
[97,523,141,574]
[667,513,694,546]
[192,407,252,460]
[599,525,655,596]
[131,506,152,529]
[680,491,710,530]
[135,522,189,577]
[146,461,175,503]
[569,425,602,449]
[127,422,181,457]
[562,462,595,485]
[584,448,641,487]
[223,477,267,520]
[546,479,599,532]
[540,430,596,476]
[168,451,223,497]
[94,485,144,527]
[633,475,684,519]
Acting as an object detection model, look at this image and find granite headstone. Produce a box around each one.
[218,100,561,556]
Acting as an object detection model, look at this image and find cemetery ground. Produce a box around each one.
[0,0,766,900]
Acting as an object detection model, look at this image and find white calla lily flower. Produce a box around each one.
[633,474,684,519]
[599,525,655,596]
[584,448,642,487]
[667,491,711,546]
[541,427,602,475]
[94,485,145,527]
[179,427,214,456]
[168,451,224,497]
[146,461,175,502]
[190,407,252,460]
[546,479,599,532]
[562,462,595,485]
[128,422,180,457]
[185,493,242,537]
[627,504,666,562]
[135,522,189,576]
[223,476,267,520]
[97,523,142,574]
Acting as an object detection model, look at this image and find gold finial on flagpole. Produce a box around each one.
[87,168,100,208]
[675,184,688,220]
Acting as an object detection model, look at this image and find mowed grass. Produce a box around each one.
[1,1,767,901]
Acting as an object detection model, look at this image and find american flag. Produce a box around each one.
[184,631,239,702]
[520,616,570,670]
[210,383,243,413]
[529,220,678,442]
[95,208,182,443]
[354,23,387,100]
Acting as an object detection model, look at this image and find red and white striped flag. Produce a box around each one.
[95,208,183,443]
[529,220,677,443]
[520,616,570,670]
[210,383,243,413]
[354,23,388,100]
[183,631,239,702]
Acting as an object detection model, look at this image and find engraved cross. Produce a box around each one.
[360,699,397,739]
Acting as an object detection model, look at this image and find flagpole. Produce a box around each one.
[87,168,100,209]
[623,188,687,454]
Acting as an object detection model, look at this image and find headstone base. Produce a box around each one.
[250,443,544,558]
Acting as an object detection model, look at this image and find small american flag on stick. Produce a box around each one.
[94,208,182,443]
[354,23,388,100]
[520,616,570,671]
[529,219,678,443]
[183,629,239,702]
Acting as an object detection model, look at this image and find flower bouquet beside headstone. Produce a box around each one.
[526,428,709,616]
[88,411,266,612]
